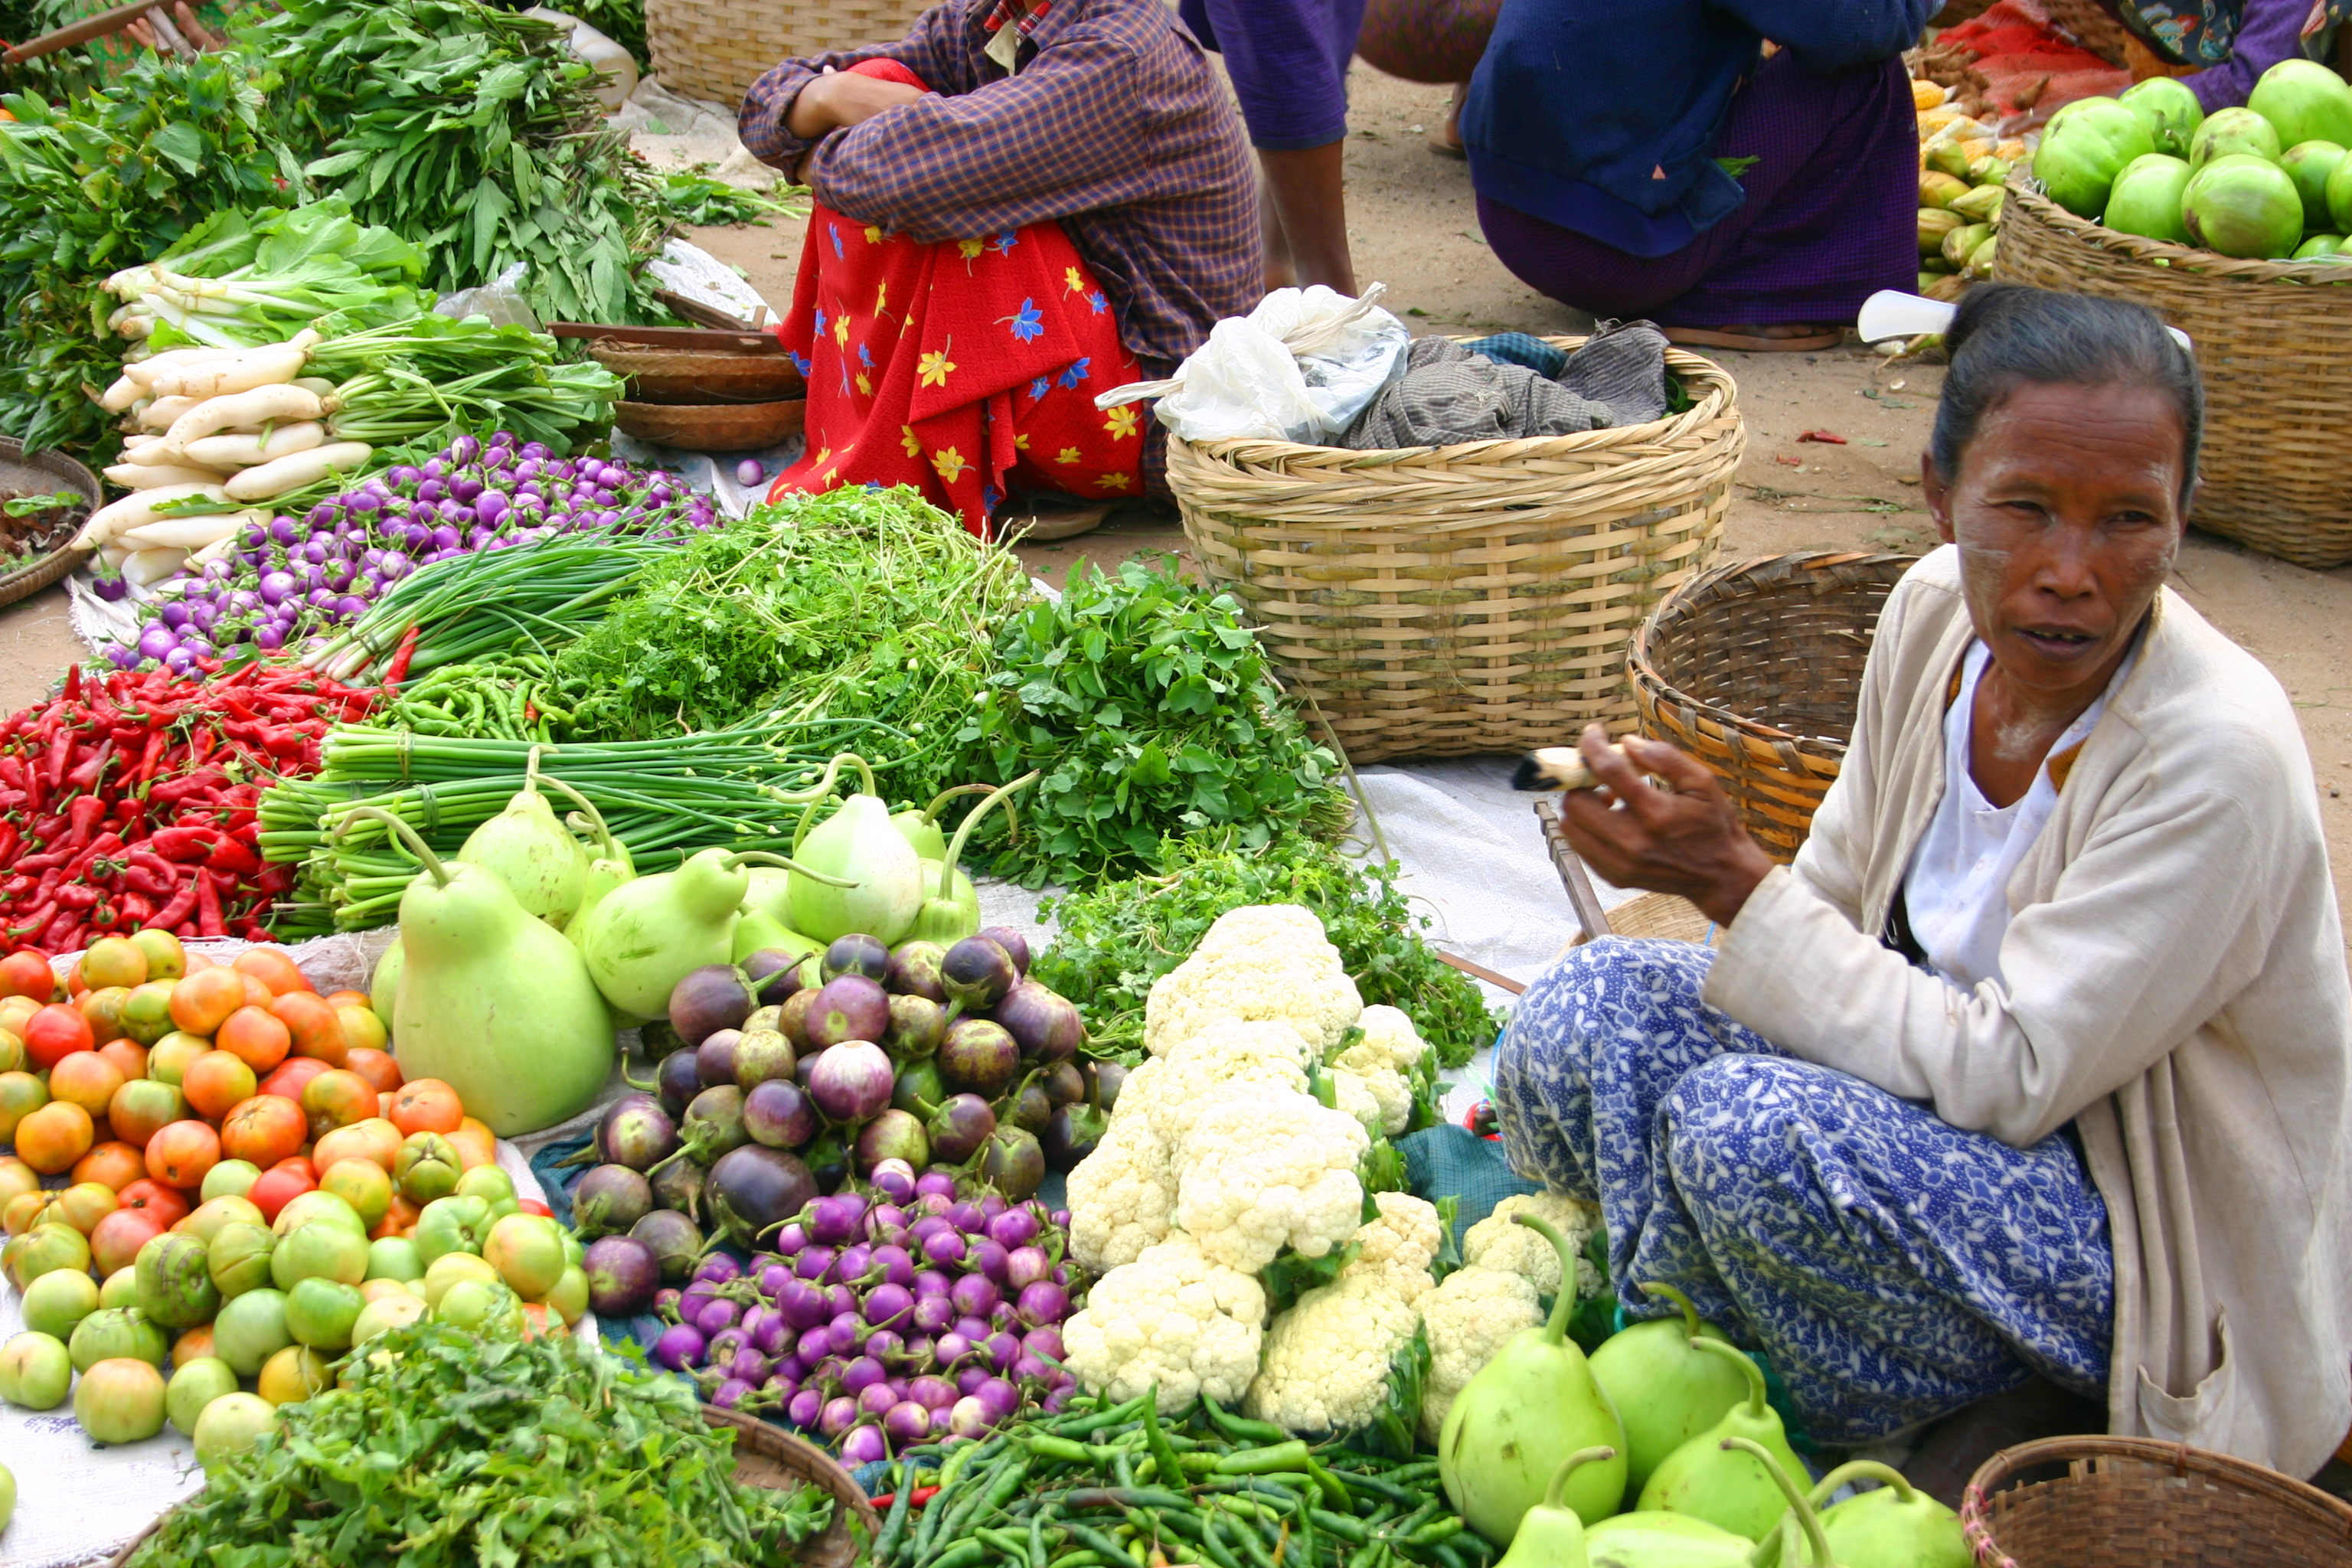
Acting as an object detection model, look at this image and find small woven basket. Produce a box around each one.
[1962,1436,2352,1566]
[1169,340,1743,764]
[1995,172,2352,570]
[0,438,100,610]
[1628,550,1917,862]
[645,0,933,108]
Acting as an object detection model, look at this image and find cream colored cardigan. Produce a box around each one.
[1705,546,2352,1477]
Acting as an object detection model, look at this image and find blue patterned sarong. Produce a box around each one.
[1493,937,2114,1443]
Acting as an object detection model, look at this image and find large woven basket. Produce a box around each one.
[1962,1436,2352,1566]
[1169,341,1743,763]
[645,0,934,108]
[1628,550,1917,862]
[1995,172,2352,570]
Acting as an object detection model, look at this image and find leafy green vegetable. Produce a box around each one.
[306,313,624,452]
[555,488,1028,807]
[959,557,1351,887]
[656,171,806,227]
[0,490,76,518]
[105,198,427,350]
[124,1318,835,1568]
[1035,830,1502,1067]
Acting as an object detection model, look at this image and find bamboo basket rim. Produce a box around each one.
[1960,1434,2352,1566]
[2002,171,2352,286]
[0,436,100,610]
[1628,549,1919,751]
[1174,341,1739,479]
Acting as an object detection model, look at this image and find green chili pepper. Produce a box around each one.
[1200,1399,1292,1447]
[1212,1442,1314,1477]
[1139,1397,1189,1499]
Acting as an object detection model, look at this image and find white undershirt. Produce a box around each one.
[1903,638,2136,990]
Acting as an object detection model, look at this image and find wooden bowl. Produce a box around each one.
[590,340,805,405]
[613,398,805,452]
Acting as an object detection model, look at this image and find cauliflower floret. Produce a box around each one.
[1245,1268,1423,1437]
[1348,1191,1444,1295]
[1067,1112,1177,1272]
[1337,1005,1430,1076]
[1063,1229,1268,1413]
[1141,1020,1310,1152]
[1331,1062,1410,1135]
[1143,905,1363,1057]
[1176,1085,1368,1274]
[1462,1192,1603,1300]
[1416,1265,1543,1442]
[1328,1066,1386,1135]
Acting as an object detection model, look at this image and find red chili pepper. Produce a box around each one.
[63,739,112,792]
[5,903,55,942]
[56,884,99,910]
[383,625,423,688]
[63,663,80,703]
[118,892,154,927]
[205,838,262,875]
[195,869,225,938]
[149,878,199,931]
[147,825,221,861]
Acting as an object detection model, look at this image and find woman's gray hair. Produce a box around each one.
[1929,283,2203,507]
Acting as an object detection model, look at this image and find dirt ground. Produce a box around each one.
[3,61,2347,923]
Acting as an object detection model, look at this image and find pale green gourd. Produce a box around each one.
[1805,1462,1966,1568]
[906,771,1037,946]
[1720,1439,1838,1567]
[1440,1212,1629,1541]
[1589,1282,1751,1494]
[1497,1447,1615,1568]
[542,777,634,949]
[343,808,612,1138]
[892,783,994,863]
[788,754,928,944]
[732,904,822,965]
[455,747,590,929]
[577,847,851,1021]
[1636,1340,1813,1543]
[370,938,403,1027]
[1585,1509,1756,1568]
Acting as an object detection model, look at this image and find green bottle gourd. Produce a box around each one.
[1719,1439,1837,1568]
[788,754,929,944]
[1585,1509,1757,1568]
[540,777,634,948]
[906,771,1037,946]
[1636,1339,1813,1543]
[577,848,851,1021]
[1498,1447,1617,1568]
[370,938,403,1031]
[1440,1212,1629,1541]
[1589,1282,1752,1494]
[454,747,591,929]
[342,808,612,1138]
[731,904,822,965]
[1805,1461,1966,1568]
[891,783,995,862]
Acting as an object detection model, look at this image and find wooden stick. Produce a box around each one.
[1534,799,1615,946]
[4,0,164,63]
[1436,950,1526,996]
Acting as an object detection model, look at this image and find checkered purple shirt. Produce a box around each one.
[740,0,1262,377]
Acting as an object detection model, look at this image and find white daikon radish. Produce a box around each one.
[224,440,372,501]
[104,462,227,490]
[99,542,132,570]
[139,395,200,431]
[190,531,240,568]
[100,374,142,413]
[122,436,179,466]
[148,340,308,401]
[116,511,249,550]
[159,384,323,453]
[124,346,243,387]
[122,547,190,587]
[184,421,325,469]
[74,483,232,547]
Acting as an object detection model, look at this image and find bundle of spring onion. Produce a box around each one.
[108,434,707,671]
[256,723,911,934]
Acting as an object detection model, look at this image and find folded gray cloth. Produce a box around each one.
[1339,318,1670,450]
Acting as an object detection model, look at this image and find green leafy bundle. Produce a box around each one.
[103,198,427,351]
[959,558,1352,887]
[1034,830,1502,1067]
[245,0,668,325]
[655,171,805,227]
[125,1320,835,1568]
[0,52,303,452]
[305,313,625,451]
[554,488,1028,806]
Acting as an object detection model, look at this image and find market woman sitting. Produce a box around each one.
[738,0,1257,536]
[1458,0,1934,351]
[1497,285,2351,1494]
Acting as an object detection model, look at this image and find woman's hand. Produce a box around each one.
[1553,725,1776,928]
[786,67,927,139]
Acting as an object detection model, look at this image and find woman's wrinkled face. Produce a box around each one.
[1922,380,2189,702]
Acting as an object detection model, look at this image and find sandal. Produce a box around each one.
[1663,324,1845,352]
[997,492,1115,543]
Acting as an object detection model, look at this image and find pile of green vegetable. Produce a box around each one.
[123,1319,837,1568]
[1035,834,1498,1068]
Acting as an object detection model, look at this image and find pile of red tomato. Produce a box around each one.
[0,932,533,1281]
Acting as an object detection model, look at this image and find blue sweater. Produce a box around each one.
[1462,0,1934,256]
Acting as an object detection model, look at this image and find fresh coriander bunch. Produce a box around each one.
[129,1320,835,1568]
[959,557,1352,889]
[1034,829,1501,1068]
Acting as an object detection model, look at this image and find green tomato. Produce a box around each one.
[201,1159,262,1203]
[433,1279,523,1334]
[270,1222,369,1292]
[194,1393,278,1474]
[0,1455,14,1531]
[211,1289,294,1377]
[70,1308,167,1373]
[0,1331,73,1410]
[99,1266,140,1310]
[453,1166,514,1207]
[165,1356,240,1437]
[283,1278,365,1353]
[365,1236,424,1283]
[413,1195,494,1266]
[21,1266,100,1342]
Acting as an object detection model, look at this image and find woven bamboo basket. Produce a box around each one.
[1962,1436,2352,1566]
[1168,341,1743,764]
[0,438,99,610]
[1628,550,1917,863]
[102,1406,874,1568]
[1995,172,2352,570]
[645,0,934,108]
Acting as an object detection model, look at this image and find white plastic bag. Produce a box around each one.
[1099,284,1410,444]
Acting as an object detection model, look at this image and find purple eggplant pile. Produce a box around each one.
[642,1173,1080,1457]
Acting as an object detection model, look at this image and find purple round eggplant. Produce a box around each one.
[984,1206,1039,1250]
[808,1040,894,1122]
[733,1027,798,1089]
[884,940,949,1002]
[742,949,810,1008]
[1005,1246,1052,1290]
[940,937,1018,1010]
[630,1208,704,1282]
[777,988,820,1050]
[925,1093,996,1165]
[583,1235,660,1317]
[1081,1059,1128,1113]
[808,1191,867,1246]
[602,1096,682,1172]
[654,1050,702,1119]
[743,1077,818,1150]
[652,1322,707,1371]
[648,1157,705,1221]
[823,934,893,984]
[973,926,1032,977]
[883,993,947,1059]
[1042,1102,1109,1173]
[1038,1061,1086,1107]
[572,1163,653,1239]
[807,974,890,1050]
[670,964,755,1047]
[856,1108,931,1173]
[870,1160,918,1204]
[695,1029,744,1089]
[939,1019,1019,1098]
[1015,1279,1070,1328]
[704,1144,819,1250]
[978,1125,1046,1200]
[991,981,1083,1063]
[1007,1081,1054,1135]
[893,1059,946,1117]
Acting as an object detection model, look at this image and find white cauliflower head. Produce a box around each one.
[1245,1269,1423,1438]
[1338,1005,1430,1076]
[1175,1085,1368,1275]
[1063,1229,1268,1414]
[1348,1191,1444,1296]
[1067,1112,1176,1272]
[1416,1265,1543,1442]
[1143,904,1363,1058]
[1331,1063,1411,1136]
[1140,1019,1310,1152]
[1328,1066,1386,1135]
[1462,1192,1603,1300]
